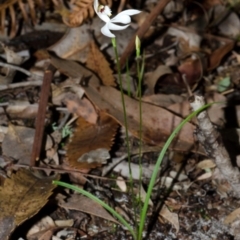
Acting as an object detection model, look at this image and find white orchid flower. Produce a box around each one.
[93,0,141,38]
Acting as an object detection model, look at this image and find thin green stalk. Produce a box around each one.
[111,37,138,231]
[137,102,213,240]
[53,180,137,239]
[126,58,131,97]
[135,38,144,213]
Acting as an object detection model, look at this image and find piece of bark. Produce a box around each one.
[189,95,240,198]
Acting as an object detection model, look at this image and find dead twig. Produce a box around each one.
[30,64,56,166]
[119,0,171,68]
[0,62,31,76]
[0,80,42,91]
[190,95,240,198]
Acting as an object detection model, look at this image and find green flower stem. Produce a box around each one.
[111,37,137,232]
[53,180,137,239]
[136,37,143,213]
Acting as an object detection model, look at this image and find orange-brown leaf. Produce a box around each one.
[66,111,118,169]
[86,41,116,87]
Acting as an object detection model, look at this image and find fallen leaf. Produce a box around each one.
[159,204,179,233]
[224,208,240,225]
[66,111,118,169]
[83,85,205,154]
[218,11,240,38]
[208,38,234,70]
[145,65,173,94]
[197,159,216,169]
[6,101,38,119]
[116,176,127,192]
[63,94,98,124]
[49,25,91,62]
[142,94,184,108]
[178,54,204,87]
[0,169,59,240]
[2,124,53,165]
[86,41,116,87]
[196,171,212,180]
[60,194,119,224]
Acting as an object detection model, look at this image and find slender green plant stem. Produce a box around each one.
[53,180,137,239]
[137,102,213,240]
[111,37,138,231]
[126,58,131,97]
[136,45,144,216]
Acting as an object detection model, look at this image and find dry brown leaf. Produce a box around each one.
[142,94,184,108]
[178,55,204,86]
[196,171,212,180]
[208,39,234,70]
[66,111,118,169]
[2,124,53,165]
[145,65,173,94]
[159,204,179,233]
[197,159,216,169]
[224,208,240,225]
[86,41,116,87]
[6,101,38,119]
[48,25,92,62]
[0,169,59,240]
[83,85,205,154]
[63,94,98,124]
[60,194,119,224]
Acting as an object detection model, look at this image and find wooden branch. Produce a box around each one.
[30,64,55,166]
[119,0,171,68]
[190,95,240,198]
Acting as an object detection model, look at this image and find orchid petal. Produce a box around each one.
[116,9,141,17]
[93,0,98,12]
[97,12,111,23]
[111,14,131,24]
[101,24,115,38]
[108,22,129,31]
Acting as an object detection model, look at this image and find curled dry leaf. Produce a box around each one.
[178,54,204,88]
[208,38,234,70]
[145,65,173,94]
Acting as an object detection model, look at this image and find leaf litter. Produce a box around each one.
[1,0,240,239]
